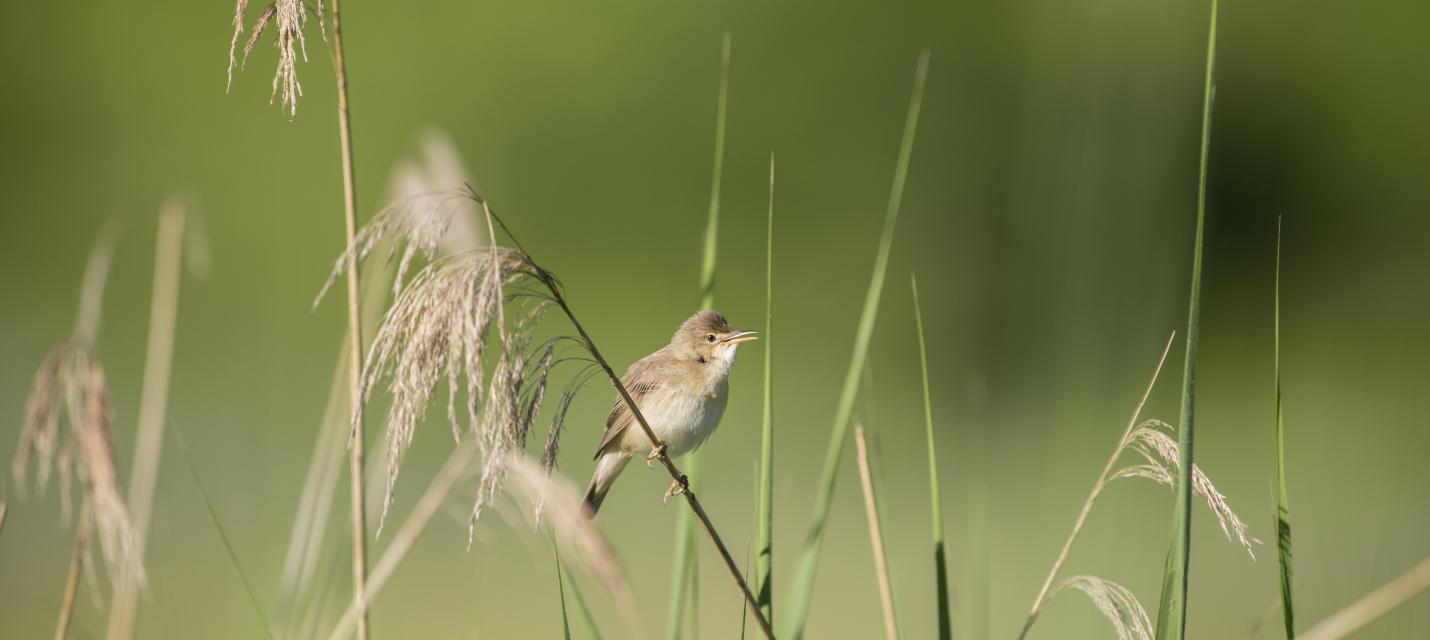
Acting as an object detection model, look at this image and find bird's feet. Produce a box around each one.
[663,474,689,504]
[645,443,668,468]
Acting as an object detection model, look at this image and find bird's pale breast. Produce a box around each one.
[618,378,729,458]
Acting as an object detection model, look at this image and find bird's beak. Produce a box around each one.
[721,330,759,345]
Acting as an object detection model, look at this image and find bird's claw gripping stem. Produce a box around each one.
[645,443,668,468]
[663,474,689,504]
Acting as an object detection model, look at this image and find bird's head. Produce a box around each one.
[671,310,758,369]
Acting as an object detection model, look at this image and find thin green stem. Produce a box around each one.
[911,273,950,640]
[1156,2,1218,637]
[756,153,776,626]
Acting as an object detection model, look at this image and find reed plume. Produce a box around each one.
[227,0,310,115]
[1054,576,1154,640]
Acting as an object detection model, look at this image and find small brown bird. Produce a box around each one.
[583,310,758,514]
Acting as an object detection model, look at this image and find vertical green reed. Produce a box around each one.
[783,50,929,640]
[756,154,777,625]
[1155,1,1217,638]
[1274,217,1295,638]
[912,274,951,639]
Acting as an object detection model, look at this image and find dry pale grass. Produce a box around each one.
[1054,576,1154,640]
[226,0,310,116]
[11,229,145,590]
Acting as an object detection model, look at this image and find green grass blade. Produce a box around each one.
[668,30,732,640]
[783,50,929,639]
[912,273,951,640]
[1156,2,1218,638]
[173,426,275,640]
[756,153,776,627]
[556,541,604,640]
[554,536,574,640]
[1274,216,1295,638]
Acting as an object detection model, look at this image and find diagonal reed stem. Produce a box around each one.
[854,422,898,640]
[1017,332,1177,640]
[54,512,91,640]
[476,194,775,640]
[327,0,370,638]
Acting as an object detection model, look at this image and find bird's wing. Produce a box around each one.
[593,356,664,458]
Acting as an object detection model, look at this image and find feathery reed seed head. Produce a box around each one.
[226,0,309,116]
[1055,576,1154,640]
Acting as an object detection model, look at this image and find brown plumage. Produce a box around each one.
[583,310,757,514]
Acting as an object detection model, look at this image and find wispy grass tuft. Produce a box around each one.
[756,153,776,626]
[173,426,274,639]
[669,30,732,640]
[911,273,951,640]
[1156,1,1219,636]
[784,49,928,639]
[854,422,899,640]
[1273,216,1295,638]
[1057,576,1154,640]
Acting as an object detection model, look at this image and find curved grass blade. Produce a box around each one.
[784,50,929,639]
[1156,2,1218,637]
[1273,217,1295,638]
[669,30,732,640]
[912,273,952,639]
[173,425,275,639]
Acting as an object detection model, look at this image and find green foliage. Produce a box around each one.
[1274,218,1296,638]
[912,273,951,640]
[783,50,929,639]
[1156,1,1218,637]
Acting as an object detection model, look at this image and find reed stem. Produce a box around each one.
[477,196,775,639]
[327,0,370,637]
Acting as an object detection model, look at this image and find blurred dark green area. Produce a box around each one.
[2,0,1428,638]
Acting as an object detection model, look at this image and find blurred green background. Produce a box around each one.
[3,0,1429,637]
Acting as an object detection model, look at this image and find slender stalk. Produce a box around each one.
[555,537,573,640]
[1156,1,1218,637]
[108,201,188,640]
[478,198,774,639]
[1298,557,1430,640]
[911,274,950,639]
[0,501,7,535]
[855,423,899,640]
[326,435,480,640]
[174,428,275,639]
[326,0,370,637]
[784,50,928,639]
[559,547,604,639]
[1273,216,1295,639]
[54,515,91,640]
[670,31,732,639]
[755,153,776,625]
[1017,333,1177,640]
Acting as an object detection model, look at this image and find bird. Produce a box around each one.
[582,310,758,515]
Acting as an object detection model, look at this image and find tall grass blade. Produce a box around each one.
[109,199,190,640]
[558,547,604,640]
[756,153,776,626]
[855,422,899,640]
[1156,1,1218,636]
[1298,557,1430,640]
[784,50,929,639]
[1273,217,1295,638]
[911,273,951,639]
[173,426,274,639]
[554,537,573,640]
[669,29,732,640]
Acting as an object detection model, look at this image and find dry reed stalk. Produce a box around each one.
[475,192,775,639]
[54,511,91,640]
[108,200,189,640]
[854,422,898,640]
[1298,556,1430,640]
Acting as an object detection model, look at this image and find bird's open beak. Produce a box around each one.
[721,330,759,345]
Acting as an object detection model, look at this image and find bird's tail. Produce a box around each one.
[583,452,631,517]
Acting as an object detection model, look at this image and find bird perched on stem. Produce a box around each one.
[583,310,757,514]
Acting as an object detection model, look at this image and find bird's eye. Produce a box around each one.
[706,334,716,343]
[697,355,708,364]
